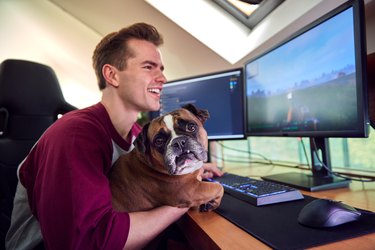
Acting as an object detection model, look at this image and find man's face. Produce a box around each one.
[117,39,167,112]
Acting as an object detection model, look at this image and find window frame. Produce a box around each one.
[212,0,285,29]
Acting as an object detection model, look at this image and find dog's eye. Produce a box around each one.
[154,136,166,147]
[186,123,197,133]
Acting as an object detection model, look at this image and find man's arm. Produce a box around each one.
[124,162,223,249]
[124,206,189,249]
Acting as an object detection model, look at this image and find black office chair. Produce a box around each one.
[0,59,76,247]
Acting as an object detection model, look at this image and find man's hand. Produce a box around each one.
[201,162,223,180]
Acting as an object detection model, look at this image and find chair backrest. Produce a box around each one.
[0,59,76,239]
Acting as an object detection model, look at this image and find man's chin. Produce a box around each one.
[150,102,161,112]
[142,102,160,112]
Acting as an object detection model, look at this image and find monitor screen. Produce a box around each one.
[245,0,369,138]
[245,0,369,191]
[149,68,245,140]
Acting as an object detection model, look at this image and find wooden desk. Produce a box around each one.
[179,164,375,250]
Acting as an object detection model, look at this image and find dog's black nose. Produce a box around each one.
[172,137,186,151]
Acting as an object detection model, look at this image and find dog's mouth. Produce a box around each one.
[175,150,197,167]
[166,150,204,175]
[164,137,207,175]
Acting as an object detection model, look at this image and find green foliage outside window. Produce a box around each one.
[218,126,375,174]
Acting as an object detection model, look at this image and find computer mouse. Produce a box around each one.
[298,199,361,228]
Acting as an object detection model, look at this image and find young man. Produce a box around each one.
[6,23,221,249]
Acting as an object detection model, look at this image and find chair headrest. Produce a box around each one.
[0,59,71,115]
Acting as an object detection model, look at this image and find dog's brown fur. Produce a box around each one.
[109,105,224,212]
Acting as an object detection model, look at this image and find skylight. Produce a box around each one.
[226,0,259,16]
[212,0,284,29]
[145,0,343,64]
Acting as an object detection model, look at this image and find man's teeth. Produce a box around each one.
[148,88,161,94]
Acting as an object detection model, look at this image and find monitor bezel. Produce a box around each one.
[153,68,246,141]
[244,0,369,138]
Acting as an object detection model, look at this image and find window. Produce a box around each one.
[212,0,285,29]
[213,126,375,176]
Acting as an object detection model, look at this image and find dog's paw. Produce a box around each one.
[199,199,219,212]
[199,203,213,212]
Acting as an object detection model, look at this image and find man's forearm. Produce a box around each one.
[124,206,188,249]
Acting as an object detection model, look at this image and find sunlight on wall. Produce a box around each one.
[146,0,348,64]
[0,0,101,108]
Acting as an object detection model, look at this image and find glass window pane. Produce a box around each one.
[219,126,375,174]
[331,127,375,172]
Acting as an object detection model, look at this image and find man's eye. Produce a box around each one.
[186,123,197,133]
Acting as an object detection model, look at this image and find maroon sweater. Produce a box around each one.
[18,103,141,249]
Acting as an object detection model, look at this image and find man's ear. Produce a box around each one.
[182,103,210,124]
[135,123,150,154]
[102,64,119,88]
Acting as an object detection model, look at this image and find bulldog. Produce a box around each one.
[109,104,224,212]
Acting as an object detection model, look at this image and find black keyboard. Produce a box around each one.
[210,173,304,206]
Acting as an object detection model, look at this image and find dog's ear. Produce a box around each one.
[182,103,210,124]
[134,123,150,154]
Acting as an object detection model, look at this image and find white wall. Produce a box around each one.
[0,0,101,108]
[1,0,374,110]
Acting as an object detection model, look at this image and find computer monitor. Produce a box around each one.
[149,68,245,140]
[244,0,369,191]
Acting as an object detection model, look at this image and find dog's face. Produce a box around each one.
[136,104,209,175]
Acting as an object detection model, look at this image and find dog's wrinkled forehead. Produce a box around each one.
[147,114,170,138]
[147,109,201,141]
[156,109,195,128]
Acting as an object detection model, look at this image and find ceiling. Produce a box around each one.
[49,0,375,81]
[49,0,236,80]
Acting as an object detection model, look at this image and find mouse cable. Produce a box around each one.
[214,141,274,165]
[213,141,319,170]
[212,140,374,182]
[208,152,274,166]
[209,150,308,171]
[310,138,375,183]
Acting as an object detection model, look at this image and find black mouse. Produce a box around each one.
[298,199,361,228]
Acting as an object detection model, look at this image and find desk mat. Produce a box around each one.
[215,194,375,250]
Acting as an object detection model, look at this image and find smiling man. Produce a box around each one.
[5,23,222,250]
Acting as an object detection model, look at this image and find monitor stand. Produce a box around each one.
[262,137,351,192]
